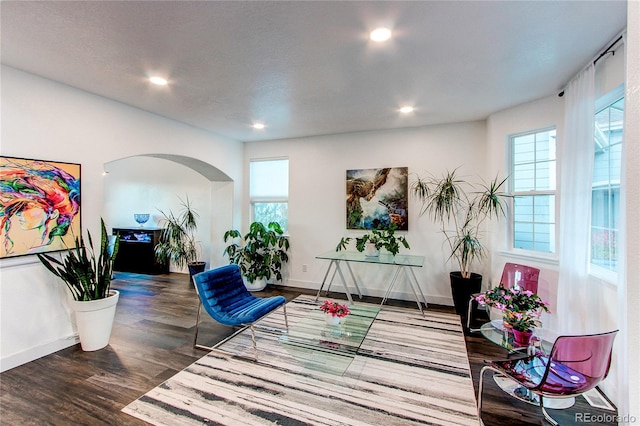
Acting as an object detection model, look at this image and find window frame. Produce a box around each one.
[589,86,624,280]
[249,157,289,233]
[507,126,558,257]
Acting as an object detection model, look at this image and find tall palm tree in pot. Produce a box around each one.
[154,197,206,280]
[411,169,510,317]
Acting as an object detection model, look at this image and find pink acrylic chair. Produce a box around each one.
[467,263,540,331]
[477,330,618,425]
[499,262,540,293]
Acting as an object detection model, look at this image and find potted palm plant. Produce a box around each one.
[223,221,290,291]
[154,197,206,280]
[411,168,510,315]
[37,218,120,351]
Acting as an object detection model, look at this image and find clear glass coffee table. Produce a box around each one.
[279,300,380,376]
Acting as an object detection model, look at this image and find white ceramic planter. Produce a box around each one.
[364,242,380,257]
[69,290,119,351]
[243,277,267,292]
[325,313,340,325]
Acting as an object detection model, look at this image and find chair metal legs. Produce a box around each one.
[249,324,258,360]
[467,296,484,332]
[540,397,560,426]
[193,301,290,358]
[193,301,204,349]
[477,365,495,420]
[478,365,560,426]
[467,297,475,330]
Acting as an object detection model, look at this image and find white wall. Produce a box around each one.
[623,1,640,421]
[0,66,243,371]
[244,121,490,306]
[103,156,234,272]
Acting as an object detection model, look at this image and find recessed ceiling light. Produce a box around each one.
[252,123,265,130]
[399,106,414,114]
[370,27,392,42]
[149,76,168,86]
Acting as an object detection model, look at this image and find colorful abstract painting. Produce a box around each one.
[0,156,81,258]
[346,167,408,230]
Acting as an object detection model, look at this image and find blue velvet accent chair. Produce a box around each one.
[192,264,289,358]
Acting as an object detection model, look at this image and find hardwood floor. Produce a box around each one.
[1,272,616,425]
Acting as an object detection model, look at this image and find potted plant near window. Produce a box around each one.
[336,223,409,256]
[411,168,510,316]
[223,221,290,291]
[154,197,206,281]
[37,218,120,351]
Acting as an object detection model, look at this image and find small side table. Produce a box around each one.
[479,321,547,354]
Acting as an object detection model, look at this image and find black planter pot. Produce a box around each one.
[188,262,206,282]
[449,271,483,316]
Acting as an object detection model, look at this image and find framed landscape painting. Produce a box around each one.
[346,167,408,230]
[0,156,81,258]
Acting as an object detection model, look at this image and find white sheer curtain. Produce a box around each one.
[556,64,595,335]
[616,31,629,426]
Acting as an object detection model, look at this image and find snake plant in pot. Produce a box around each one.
[223,221,290,291]
[37,218,120,351]
[411,169,510,316]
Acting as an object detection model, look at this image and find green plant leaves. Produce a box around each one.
[335,223,409,256]
[412,170,509,276]
[37,218,117,301]
[223,221,290,283]
[155,196,200,268]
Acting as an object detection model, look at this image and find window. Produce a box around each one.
[510,128,557,253]
[249,158,289,232]
[591,93,624,272]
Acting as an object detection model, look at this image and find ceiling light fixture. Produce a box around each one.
[252,123,265,130]
[149,76,168,86]
[370,27,392,42]
[399,106,414,114]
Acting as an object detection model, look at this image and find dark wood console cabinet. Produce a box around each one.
[112,228,169,275]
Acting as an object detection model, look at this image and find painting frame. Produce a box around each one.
[0,155,81,259]
[346,167,408,230]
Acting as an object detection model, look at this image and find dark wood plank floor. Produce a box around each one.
[1,272,616,425]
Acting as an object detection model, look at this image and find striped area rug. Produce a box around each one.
[122,296,478,425]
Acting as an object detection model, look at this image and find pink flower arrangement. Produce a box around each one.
[475,283,550,313]
[319,300,350,317]
[503,309,543,332]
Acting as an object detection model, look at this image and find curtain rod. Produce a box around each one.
[593,35,623,66]
[558,32,625,97]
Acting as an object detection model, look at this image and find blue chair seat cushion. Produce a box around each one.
[212,294,286,326]
[193,264,287,327]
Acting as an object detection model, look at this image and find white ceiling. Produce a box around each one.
[0,1,627,143]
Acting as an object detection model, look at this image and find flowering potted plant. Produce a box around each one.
[503,310,543,345]
[475,284,550,345]
[319,300,350,325]
[475,284,550,313]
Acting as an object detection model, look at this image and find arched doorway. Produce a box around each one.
[103,154,234,272]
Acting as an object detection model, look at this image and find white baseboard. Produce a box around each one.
[1,334,79,373]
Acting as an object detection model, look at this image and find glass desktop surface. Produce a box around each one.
[316,250,424,267]
[279,302,380,375]
[480,322,552,353]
